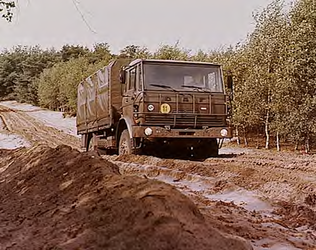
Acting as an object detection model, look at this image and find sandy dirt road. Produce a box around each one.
[0,103,315,249]
[0,105,80,149]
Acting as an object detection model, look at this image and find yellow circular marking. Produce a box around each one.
[160,103,171,114]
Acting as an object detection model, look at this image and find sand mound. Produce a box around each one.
[0,145,252,250]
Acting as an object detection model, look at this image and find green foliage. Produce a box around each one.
[87,43,113,64]
[0,0,15,21]
[0,46,60,104]
[60,44,89,62]
[216,0,316,150]
[120,45,151,59]
[153,43,190,60]
[37,56,111,113]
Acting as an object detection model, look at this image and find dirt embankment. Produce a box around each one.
[0,145,251,250]
[106,151,316,249]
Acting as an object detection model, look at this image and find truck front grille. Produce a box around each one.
[143,114,226,127]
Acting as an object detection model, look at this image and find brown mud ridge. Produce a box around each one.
[106,151,316,249]
[0,145,251,250]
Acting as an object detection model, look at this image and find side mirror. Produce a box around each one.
[227,75,233,90]
[119,68,126,84]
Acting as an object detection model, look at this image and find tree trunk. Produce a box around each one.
[276,132,280,152]
[265,110,270,149]
[256,128,260,149]
[236,127,240,145]
[243,127,248,147]
[305,135,310,153]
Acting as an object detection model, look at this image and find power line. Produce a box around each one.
[71,0,96,34]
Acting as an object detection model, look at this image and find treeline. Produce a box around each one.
[0,43,113,112]
[224,0,316,151]
[0,0,315,151]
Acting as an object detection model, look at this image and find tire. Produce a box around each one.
[194,139,218,160]
[119,130,132,155]
[209,139,219,157]
[118,129,143,155]
[87,134,109,155]
[87,134,96,152]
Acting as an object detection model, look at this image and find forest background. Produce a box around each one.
[0,0,315,151]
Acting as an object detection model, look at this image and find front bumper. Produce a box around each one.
[132,126,232,139]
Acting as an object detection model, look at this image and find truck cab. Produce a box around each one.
[119,59,232,158]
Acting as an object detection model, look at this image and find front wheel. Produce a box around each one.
[194,139,219,160]
[208,139,219,157]
[119,130,132,155]
[119,130,143,155]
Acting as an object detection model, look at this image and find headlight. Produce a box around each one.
[220,129,228,137]
[148,104,155,112]
[144,127,153,136]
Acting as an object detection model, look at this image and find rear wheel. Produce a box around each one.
[87,134,107,155]
[87,134,96,152]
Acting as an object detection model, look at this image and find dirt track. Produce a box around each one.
[0,105,80,149]
[0,104,315,249]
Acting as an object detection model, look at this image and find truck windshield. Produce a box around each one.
[143,63,223,92]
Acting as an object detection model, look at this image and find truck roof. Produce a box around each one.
[127,59,221,68]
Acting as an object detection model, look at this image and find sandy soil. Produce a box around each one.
[0,145,252,250]
[0,102,315,249]
[105,150,316,249]
[0,105,80,149]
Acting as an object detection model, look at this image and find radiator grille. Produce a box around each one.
[143,114,225,127]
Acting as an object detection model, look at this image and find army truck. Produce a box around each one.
[77,58,232,158]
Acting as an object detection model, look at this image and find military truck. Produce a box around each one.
[76,58,232,158]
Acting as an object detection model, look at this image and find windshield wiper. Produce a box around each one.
[181,85,211,93]
[150,84,176,91]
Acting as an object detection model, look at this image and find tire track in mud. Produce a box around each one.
[106,152,316,205]
[0,114,8,130]
[104,154,316,249]
[0,105,80,149]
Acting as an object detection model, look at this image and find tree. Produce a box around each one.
[153,43,190,60]
[60,44,89,62]
[37,56,112,113]
[0,46,60,104]
[285,0,316,151]
[119,45,151,59]
[0,0,15,21]
[87,43,113,64]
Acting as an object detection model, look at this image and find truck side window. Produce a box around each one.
[137,64,143,91]
[129,68,136,90]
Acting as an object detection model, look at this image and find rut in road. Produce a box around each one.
[0,105,80,149]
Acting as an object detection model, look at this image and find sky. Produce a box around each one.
[0,0,279,54]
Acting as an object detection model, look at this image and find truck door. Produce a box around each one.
[122,66,137,118]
